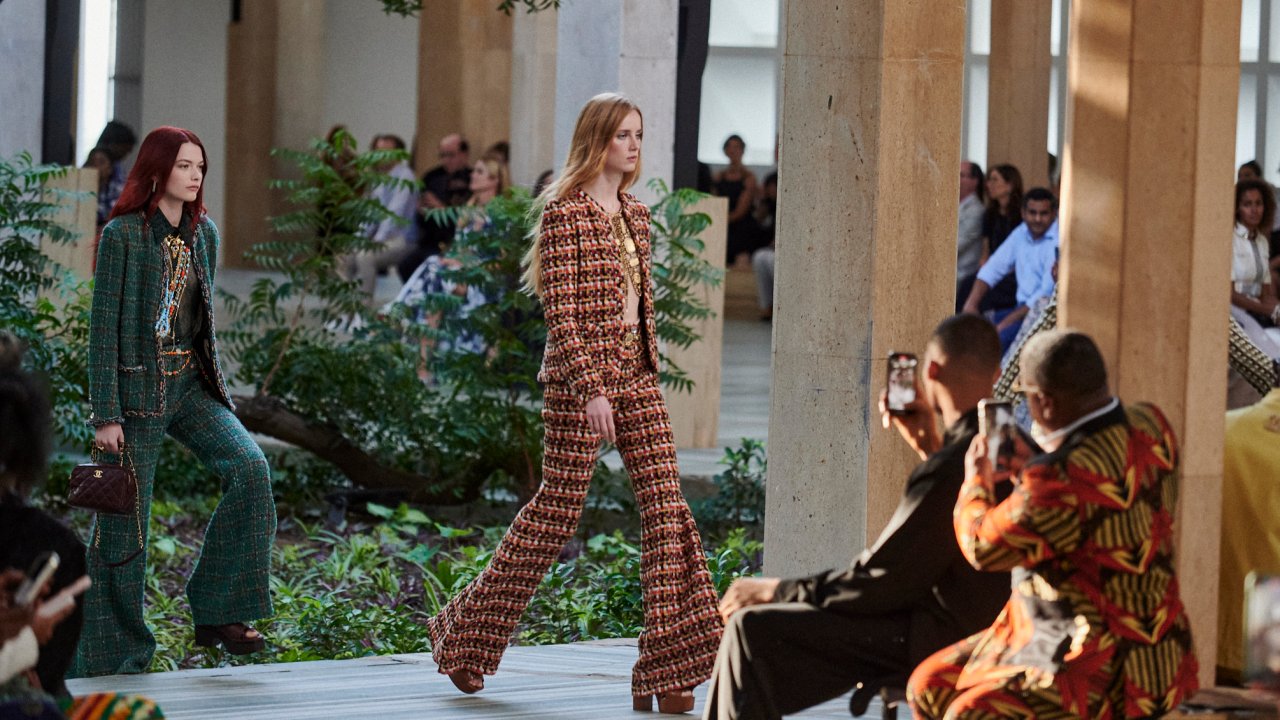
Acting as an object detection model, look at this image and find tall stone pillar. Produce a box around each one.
[554,0,678,202]
[509,8,557,187]
[224,1,278,268]
[416,1,513,175]
[763,1,965,576]
[1058,0,1239,685]
[986,0,1052,188]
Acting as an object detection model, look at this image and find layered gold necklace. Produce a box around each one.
[609,211,642,291]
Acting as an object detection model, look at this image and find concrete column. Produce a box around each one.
[554,0,678,203]
[224,1,278,268]
[764,1,965,576]
[112,0,146,149]
[416,1,513,175]
[0,0,45,159]
[1058,0,1239,686]
[987,0,1052,188]
[509,8,558,187]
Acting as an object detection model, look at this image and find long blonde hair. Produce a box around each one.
[521,93,643,297]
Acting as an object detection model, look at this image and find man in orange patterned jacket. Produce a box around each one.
[908,330,1198,719]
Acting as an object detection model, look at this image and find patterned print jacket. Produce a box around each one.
[953,402,1198,718]
[536,190,661,404]
[88,212,234,426]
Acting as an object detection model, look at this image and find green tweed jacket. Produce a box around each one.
[88,212,234,427]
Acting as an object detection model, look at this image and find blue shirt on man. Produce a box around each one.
[975,219,1058,307]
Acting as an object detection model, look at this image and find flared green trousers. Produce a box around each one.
[70,358,275,677]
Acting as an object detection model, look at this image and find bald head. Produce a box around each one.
[926,314,1002,379]
[438,133,470,173]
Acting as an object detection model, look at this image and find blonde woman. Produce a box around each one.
[392,154,509,379]
[427,94,722,713]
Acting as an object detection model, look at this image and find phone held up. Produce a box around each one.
[14,551,60,609]
[978,399,1018,473]
[886,352,918,416]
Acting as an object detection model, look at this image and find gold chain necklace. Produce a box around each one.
[609,212,642,290]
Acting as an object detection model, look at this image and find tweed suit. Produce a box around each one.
[428,191,723,697]
[72,212,275,677]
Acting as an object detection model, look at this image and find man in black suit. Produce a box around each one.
[702,314,1012,720]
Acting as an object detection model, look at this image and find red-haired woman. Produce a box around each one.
[70,127,275,677]
[427,94,722,713]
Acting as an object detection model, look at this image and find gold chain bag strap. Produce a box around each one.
[68,443,145,567]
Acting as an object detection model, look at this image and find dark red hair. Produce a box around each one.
[108,126,209,233]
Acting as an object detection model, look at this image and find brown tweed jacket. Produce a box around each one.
[536,189,660,405]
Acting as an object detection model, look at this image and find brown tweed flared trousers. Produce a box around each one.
[427,353,723,696]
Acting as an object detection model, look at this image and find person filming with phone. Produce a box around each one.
[908,329,1199,720]
[702,315,1011,720]
[0,334,161,718]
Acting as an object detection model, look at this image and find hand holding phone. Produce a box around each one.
[886,352,919,416]
[14,552,59,609]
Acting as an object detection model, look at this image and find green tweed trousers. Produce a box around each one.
[70,361,275,677]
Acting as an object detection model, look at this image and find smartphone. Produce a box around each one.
[978,399,1017,471]
[14,551,60,608]
[886,352,918,415]
[1244,572,1280,691]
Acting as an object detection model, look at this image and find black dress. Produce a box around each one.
[715,174,761,263]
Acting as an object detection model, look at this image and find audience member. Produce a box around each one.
[962,187,1058,350]
[703,315,1011,720]
[0,334,161,718]
[908,330,1198,719]
[484,140,510,166]
[533,169,555,198]
[400,133,473,280]
[955,160,986,305]
[90,121,136,229]
[323,124,358,185]
[959,164,1022,312]
[82,148,114,229]
[1239,159,1265,183]
[1218,360,1280,682]
[751,171,778,321]
[339,133,417,309]
[714,134,760,268]
[1231,179,1280,358]
[391,154,509,380]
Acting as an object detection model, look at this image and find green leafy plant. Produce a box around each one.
[0,153,93,461]
[693,438,767,541]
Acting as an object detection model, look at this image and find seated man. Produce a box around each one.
[703,315,1012,720]
[961,187,1059,350]
[1217,359,1280,681]
[909,330,1198,720]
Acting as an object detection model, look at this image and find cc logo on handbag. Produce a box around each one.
[94,470,103,478]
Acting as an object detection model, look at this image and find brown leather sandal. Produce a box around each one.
[446,668,484,694]
[194,623,266,655]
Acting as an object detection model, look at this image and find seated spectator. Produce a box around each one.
[82,148,115,231]
[751,171,777,321]
[1231,179,1280,359]
[91,121,136,226]
[391,154,509,380]
[962,187,1059,350]
[703,315,1012,720]
[339,133,417,310]
[399,133,473,280]
[956,160,985,306]
[484,140,510,166]
[1239,159,1265,183]
[714,134,761,268]
[533,169,555,198]
[0,334,161,718]
[909,330,1198,719]
[1218,360,1280,683]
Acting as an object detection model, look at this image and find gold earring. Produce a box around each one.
[151,179,156,193]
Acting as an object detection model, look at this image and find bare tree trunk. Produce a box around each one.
[232,393,477,505]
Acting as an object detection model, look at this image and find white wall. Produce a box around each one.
[141,0,230,225]
[0,1,46,159]
[322,0,419,153]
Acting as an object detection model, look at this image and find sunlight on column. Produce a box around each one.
[75,0,115,165]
